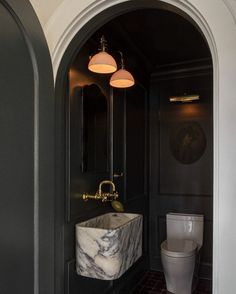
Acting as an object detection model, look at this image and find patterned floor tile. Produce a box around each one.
[131,271,212,294]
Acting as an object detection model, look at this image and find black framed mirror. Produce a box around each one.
[81,84,108,173]
[70,83,108,176]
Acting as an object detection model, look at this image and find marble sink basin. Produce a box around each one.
[76,212,143,280]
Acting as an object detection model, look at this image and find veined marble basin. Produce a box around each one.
[76,212,143,280]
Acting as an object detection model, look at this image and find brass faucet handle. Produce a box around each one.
[99,191,119,202]
[113,191,119,199]
[82,193,89,201]
[101,194,108,202]
[108,191,119,201]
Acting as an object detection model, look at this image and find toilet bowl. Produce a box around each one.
[161,239,198,294]
[161,213,204,294]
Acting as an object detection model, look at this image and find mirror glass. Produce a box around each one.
[81,84,108,173]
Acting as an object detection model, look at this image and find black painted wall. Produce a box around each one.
[64,43,111,294]
[149,60,213,279]
[60,42,149,294]
[55,15,213,294]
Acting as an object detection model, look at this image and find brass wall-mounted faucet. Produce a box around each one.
[82,180,119,202]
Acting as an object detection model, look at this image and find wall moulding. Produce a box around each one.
[44,0,218,80]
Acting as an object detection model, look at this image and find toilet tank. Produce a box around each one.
[166,213,204,247]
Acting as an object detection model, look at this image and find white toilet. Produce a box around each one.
[161,213,204,294]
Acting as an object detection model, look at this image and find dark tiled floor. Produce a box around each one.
[130,271,212,294]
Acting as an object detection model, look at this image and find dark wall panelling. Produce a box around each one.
[149,62,213,280]
[64,43,113,294]
[113,83,149,258]
[66,260,112,294]
[126,85,147,200]
[113,88,126,200]
[113,84,148,203]
[113,82,149,292]
[55,7,214,294]
[65,42,149,293]
[158,73,213,196]
[110,257,149,294]
[149,215,166,271]
[68,42,111,223]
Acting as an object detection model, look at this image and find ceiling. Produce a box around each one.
[90,8,211,79]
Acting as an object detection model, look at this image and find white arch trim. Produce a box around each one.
[44,0,220,79]
[45,1,236,293]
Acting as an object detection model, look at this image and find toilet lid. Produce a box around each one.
[161,239,198,258]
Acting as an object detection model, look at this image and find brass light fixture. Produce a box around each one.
[169,94,200,103]
[88,35,117,74]
[110,51,135,88]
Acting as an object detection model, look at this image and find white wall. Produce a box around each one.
[30,0,64,27]
[30,1,236,293]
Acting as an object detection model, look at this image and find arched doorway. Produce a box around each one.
[54,1,217,294]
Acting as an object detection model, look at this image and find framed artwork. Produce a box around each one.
[159,104,213,196]
[170,121,207,165]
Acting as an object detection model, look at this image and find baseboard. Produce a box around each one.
[149,255,163,272]
[199,262,212,280]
